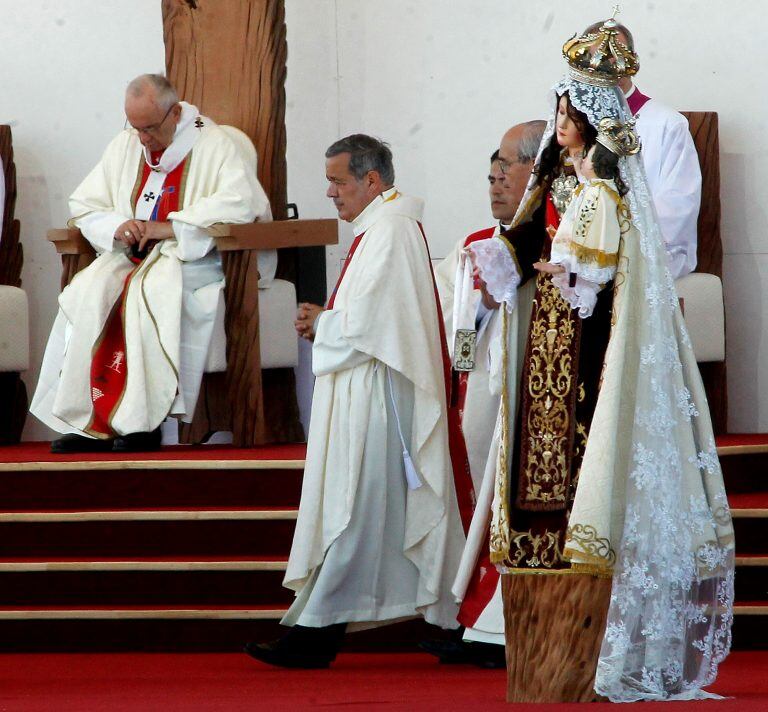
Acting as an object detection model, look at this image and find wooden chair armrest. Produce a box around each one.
[210,218,338,251]
[47,228,96,256]
[46,217,339,255]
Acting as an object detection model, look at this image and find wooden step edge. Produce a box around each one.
[717,444,768,456]
[735,556,768,566]
[0,560,289,572]
[734,605,768,616]
[0,608,289,620]
[0,509,299,523]
[731,509,768,519]
[0,459,305,473]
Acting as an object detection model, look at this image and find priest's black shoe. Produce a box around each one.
[420,638,506,668]
[243,640,333,669]
[419,638,474,664]
[112,428,162,453]
[244,623,346,670]
[51,433,113,454]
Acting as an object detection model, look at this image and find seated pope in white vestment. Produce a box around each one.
[30,74,272,453]
[245,134,469,670]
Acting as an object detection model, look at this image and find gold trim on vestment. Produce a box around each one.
[516,273,578,511]
[177,155,191,212]
[567,242,619,268]
[563,524,616,566]
[503,564,613,578]
[130,157,146,212]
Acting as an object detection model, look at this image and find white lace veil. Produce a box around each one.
[508,76,735,702]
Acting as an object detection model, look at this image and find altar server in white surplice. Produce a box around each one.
[585,20,702,279]
[30,74,272,453]
[245,134,468,670]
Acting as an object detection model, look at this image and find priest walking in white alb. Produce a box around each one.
[245,134,470,669]
[584,19,701,279]
[31,74,272,453]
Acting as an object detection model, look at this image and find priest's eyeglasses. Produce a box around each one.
[124,104,176,135]
[497,157,523,176]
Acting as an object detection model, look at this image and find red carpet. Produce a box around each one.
[0,651,765,711]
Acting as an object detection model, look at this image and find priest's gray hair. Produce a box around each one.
[325,134,395,186]
[126,74,179,112]
[518,120,547,163]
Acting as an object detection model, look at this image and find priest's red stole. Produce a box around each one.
[86,153,187,437]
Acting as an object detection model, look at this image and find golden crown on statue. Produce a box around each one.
[596,117,641,156]
[562,13,639,87]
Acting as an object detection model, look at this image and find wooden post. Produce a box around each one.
[162,0,304,445]
[0,125,28,443]
[681,111,727,435]
[502,572,612,703]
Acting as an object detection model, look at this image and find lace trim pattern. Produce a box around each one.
[467,236,521,311]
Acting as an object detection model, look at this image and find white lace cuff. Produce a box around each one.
[466,237,521,312]
[549,245,615,318]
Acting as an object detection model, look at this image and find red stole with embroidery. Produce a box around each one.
[87,153,186,437]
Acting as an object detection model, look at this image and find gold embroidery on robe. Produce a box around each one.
[515,273,579,511]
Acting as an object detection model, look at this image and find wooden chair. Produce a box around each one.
[47,218,336,447]
[0,125,29,444]
[679,111,727,434]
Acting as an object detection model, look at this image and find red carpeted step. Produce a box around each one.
[729,491,768,511]
[717,433,768,451]
[733,518,768,554]
[0,560,293,607]
[0,468,304,511]
[720,452,768,494]
[0,518,298,558]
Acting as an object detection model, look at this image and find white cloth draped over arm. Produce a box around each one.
[466,237,521,311]
[69,133,135,253]
[312,308,374,377]
[639,107,701,279]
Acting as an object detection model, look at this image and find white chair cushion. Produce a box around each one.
[0,286,29,371]
[204,278,299,372]
[674,272,725,363]
[258,278,299,369]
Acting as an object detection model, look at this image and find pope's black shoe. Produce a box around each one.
[112,428,162,453]
[244,624,346,670]
[51,433,114,454]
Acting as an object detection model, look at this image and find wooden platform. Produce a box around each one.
[0,437,766,650]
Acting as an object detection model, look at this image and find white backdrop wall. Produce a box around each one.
[1,1,765,438]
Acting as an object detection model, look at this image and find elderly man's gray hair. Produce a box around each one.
[517,120,548,163]
[325,134,395,185]
[126,74,180,112]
